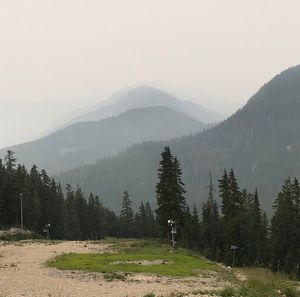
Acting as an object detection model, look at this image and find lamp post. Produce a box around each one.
[19,193,23,229]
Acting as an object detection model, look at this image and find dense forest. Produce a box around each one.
[0,149,299,277]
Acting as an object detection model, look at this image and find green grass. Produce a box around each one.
[219,280,299,297]
[48,239,219,277]
[219,267,300,297]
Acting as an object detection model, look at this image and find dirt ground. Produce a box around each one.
[0,241,226,297]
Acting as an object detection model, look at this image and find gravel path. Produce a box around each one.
[0,241,225,297]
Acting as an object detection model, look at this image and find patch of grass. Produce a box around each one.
[191,289,217,295]
[143,293,156,297]
[218,277,299,297]
[216,267,238,284]
[167,292,186,297]
[48,239,219,277]
[237,267,290,283]
[219,286,236,297]
[236,267,299,295]
[103,271,128,281]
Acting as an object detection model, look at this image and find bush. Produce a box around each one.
[0,228,42,241]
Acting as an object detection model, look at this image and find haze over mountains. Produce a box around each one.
[56,65,300,214]
[49,86,225,133]
[1,87,217,174]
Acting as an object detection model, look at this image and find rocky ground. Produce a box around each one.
[0,241,227,297]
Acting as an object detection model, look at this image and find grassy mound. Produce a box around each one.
[48,239,218,277]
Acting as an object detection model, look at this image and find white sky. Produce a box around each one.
[0,0,300,147]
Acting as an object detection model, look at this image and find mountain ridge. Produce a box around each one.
[0,106,208,174]
[56,65,300,214]
[51,85,225,132]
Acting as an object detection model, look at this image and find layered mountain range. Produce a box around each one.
[54,85,225,131]
[1,87,220,174]
[56,65,300,214]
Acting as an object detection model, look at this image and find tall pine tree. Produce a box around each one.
[120,190,134,237]
[155,146,186,239]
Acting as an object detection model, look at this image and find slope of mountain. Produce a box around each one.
[0,106,208,174]
[54,86,225,131]
[56,65,300,214]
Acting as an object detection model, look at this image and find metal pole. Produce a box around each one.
[20,193,23,229]
[171,232,174,248]
[232,249,235,267]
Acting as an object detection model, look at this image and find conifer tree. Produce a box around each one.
[64,184,81,240]
[243,189,267,265]
[144,201,156,237]
[292,178,300,276]
[271,177,296,274]
[155,146,186,238]
[2,151,18,226]
[261,211,270,265]
[183,205,193,246]
[202,174,222,260]
[190,205,200,249]
[219,169,246,265]
[120,190,134,237]
[50,182,64,239]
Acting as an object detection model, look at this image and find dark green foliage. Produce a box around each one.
[244,189,269,266]
[271,178,300,276]
[87,194,104,239]
[120,191,134,237]
[215,170,270,266]
[201,174,222,260]
[182,206,193,246]
[134,201,157,238]
[219,169,245,265]
[155,146,187,238]
[0,151,120,240]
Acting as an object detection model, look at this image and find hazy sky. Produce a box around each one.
[1,0,300,148]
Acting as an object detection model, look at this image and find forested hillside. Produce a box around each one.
[57,65,300,213]
[0,106,207,174]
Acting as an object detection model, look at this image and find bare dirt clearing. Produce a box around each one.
[0,241,226,297]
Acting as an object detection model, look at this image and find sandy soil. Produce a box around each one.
[0,241,226,297]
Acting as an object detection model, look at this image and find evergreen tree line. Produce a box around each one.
[0,149,299,277]
[153,147,300,277]
[181,169,300,277]
[0,151,157,240]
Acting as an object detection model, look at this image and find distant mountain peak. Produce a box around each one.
[47,85,226,133]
